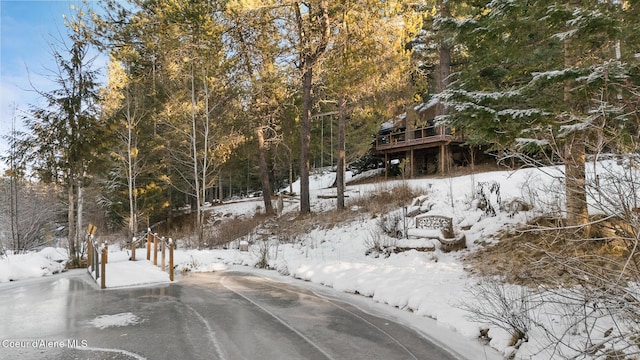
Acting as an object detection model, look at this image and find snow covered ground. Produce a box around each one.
[1,163,636,359]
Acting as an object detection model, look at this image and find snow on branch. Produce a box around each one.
[515,137,550,147]
[552,29,577,41]
[575,60,629,84]
[558,121,591,136]
[451,101,496,114]
[445,88,520,102]
[531,69,570,82]
[497,108,546,119]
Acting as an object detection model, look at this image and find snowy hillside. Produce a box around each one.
[2,162,639,360]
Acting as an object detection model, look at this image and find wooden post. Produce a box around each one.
[100,244,107,289]
[146,230,152,261]
[440,144,445,176]
[103,242,108,264]
[161,237,166,271]
[410,149,415,179]
[87,238,92,269]
[169,239,174,282]
[131,237,136,261]
[94,245,99,279]
[153,234,158,266]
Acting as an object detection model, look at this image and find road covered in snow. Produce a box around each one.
[0,269,471,360]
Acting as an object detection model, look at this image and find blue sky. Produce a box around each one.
[0,0,104,170]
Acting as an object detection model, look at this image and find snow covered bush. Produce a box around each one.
[255,240,270,269]
[376,212,403,238]
[363,229,396,258]
[474,181,502,217]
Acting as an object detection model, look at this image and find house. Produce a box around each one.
[374,99,466,178]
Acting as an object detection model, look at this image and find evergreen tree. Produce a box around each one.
[442,0,639,229]
[96,0,177,231]
[321,0,413,209]
[293,0,331,215]
[17,4,104,265]
[225,3,295,215]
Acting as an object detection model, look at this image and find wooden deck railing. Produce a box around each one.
[375,125,462,151]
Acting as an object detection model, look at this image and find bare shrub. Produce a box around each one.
[273,215,311,244]
[519,171,565,218]
[500,198,532,217]
[348,181,427,215]
[460,278,531,348]
[0,180,63,252]
[363,229,397,258]
[204,213,269,248]
[254,240,270,269]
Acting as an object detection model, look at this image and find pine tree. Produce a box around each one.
[225,3,294,215]
[442,0,638,229]
[321,0,413,209]
[293,1,331,214]
[18,4,103,265]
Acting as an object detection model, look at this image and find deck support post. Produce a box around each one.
[384,153,389,179]
[440,144,445,176]
[410,149,415,179]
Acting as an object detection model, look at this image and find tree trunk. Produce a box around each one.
[295,0,330,215]
[201,67,211,245]
[127,102,137,240]
[257,127,274,215]
[299,66,313,214]
[76,179,84,261]
[190,62,203,248]
[67,183,77,266]
[336,95,346,210]
[561,20,589,233]
[9,164,20,252]
[437,0,451,118]
[289,160,294,195]
[564,131,589,231]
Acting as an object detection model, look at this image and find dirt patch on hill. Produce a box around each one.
[463,215,640,287]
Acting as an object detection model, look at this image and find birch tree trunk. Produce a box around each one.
[126,98,137,240]
[190,62,203,247]
[336,95,346,210]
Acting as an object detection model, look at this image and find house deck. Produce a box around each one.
[374,125,465,177]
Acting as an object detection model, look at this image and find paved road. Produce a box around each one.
[0,270,462,360]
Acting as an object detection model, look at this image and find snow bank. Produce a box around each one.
[0,247,67,282]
